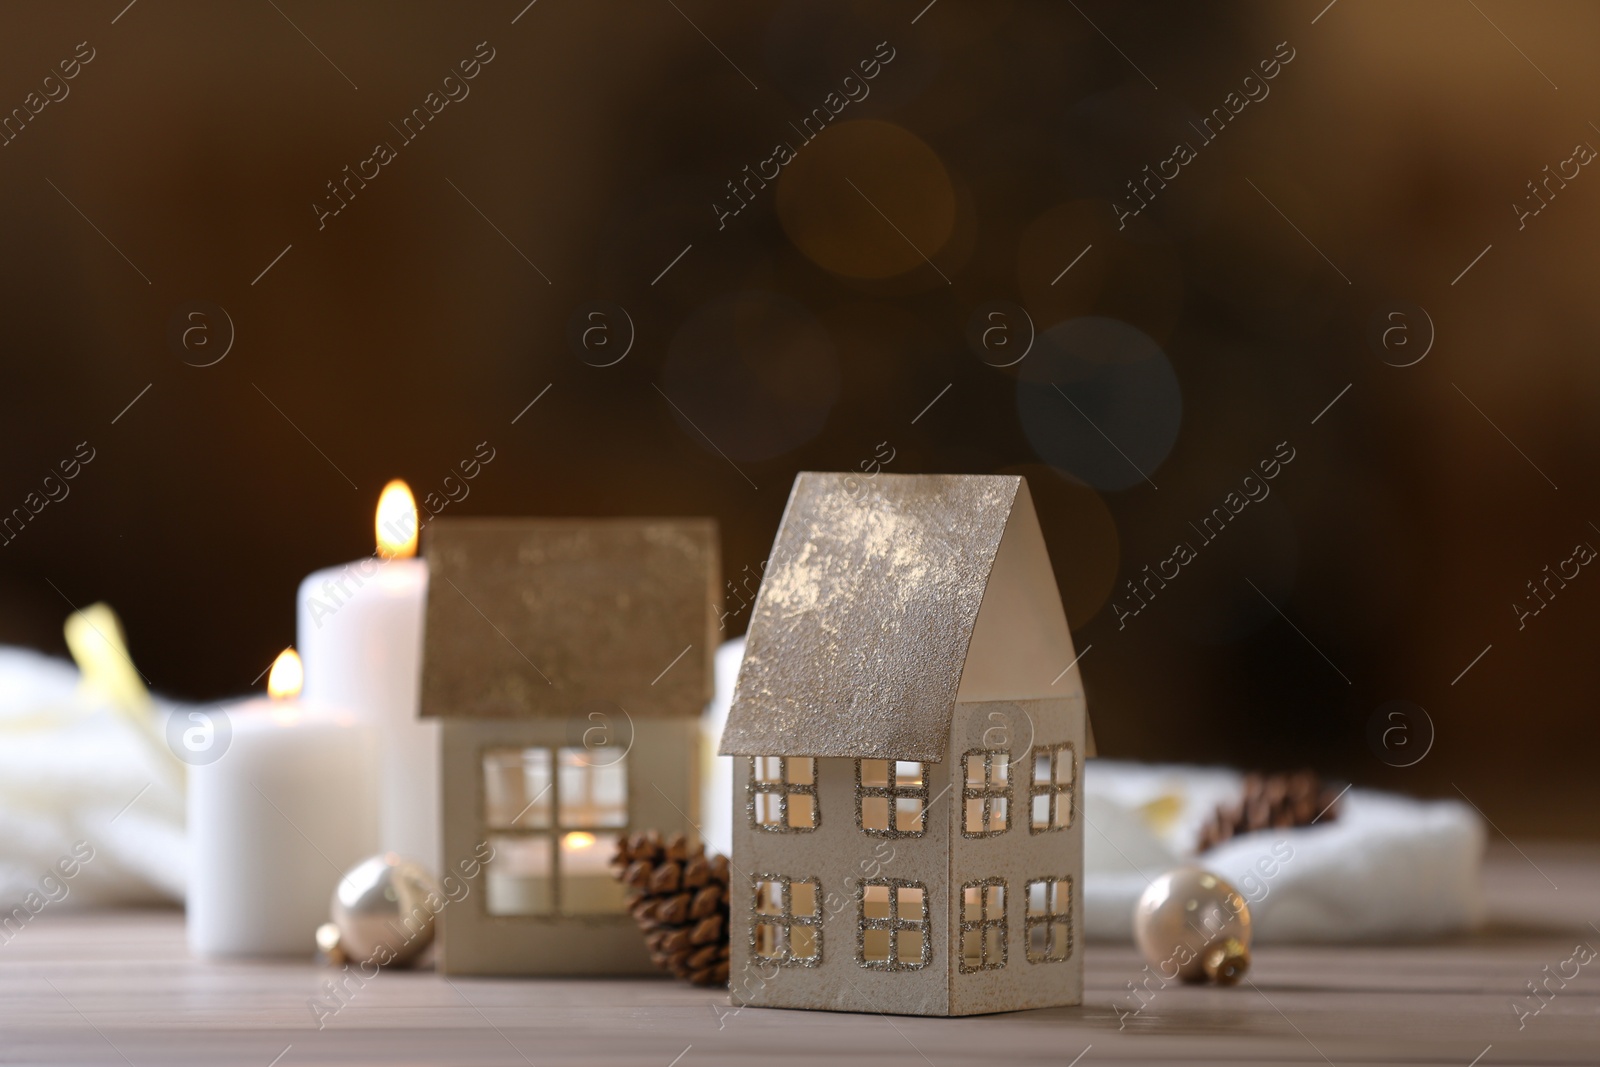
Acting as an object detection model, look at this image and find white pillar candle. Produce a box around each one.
[295,480,438,873]
[187,650,378,957]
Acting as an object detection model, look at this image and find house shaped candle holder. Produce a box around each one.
[419,517,718,975]
[719,473,1086,1015]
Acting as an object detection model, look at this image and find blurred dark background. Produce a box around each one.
[1,0,1595,836]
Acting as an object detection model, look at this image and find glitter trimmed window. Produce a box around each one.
[959,880,1007,973]
[858,879,930,970]
[748,757,818,832]
[1029,742,1076,834]
[962,749,1011,837]
[856,760,928,837]
[481,746,628,917]
[751,875,824,966]
[1025,876,1073,964]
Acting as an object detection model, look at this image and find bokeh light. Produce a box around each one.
[1016,317,1183,492]
[777,120,956,280]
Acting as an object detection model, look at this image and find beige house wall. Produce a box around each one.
[947,699,1084,1015]
[728,755,953,1015]
[438,717,699,976]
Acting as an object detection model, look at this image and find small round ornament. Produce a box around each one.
[329,853,441,967]
[1132,866,1252,984]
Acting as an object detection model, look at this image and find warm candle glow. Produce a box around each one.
[563,831,596,850]
[267,648,304,700]
[375,479,419,559]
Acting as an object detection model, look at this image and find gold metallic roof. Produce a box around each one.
[420,518,718,720]
[720,472,1022,761]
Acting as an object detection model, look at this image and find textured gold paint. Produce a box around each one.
[420,518,718,720]
[720,472,1021,762]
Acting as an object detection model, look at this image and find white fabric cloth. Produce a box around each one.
[0,648,186,909]
[1,635,1488,946]
[1082,760,1485,941]
[704,638,1486,943]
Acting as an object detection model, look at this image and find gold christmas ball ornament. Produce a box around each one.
[329,853,441,968]
[1133,866,1253,985]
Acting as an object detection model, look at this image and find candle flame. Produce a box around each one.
[563,831,596,850]
[267,648,304,700]
[375,480,419,559]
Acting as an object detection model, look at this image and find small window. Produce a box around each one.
[1025,876,1073,964]
[481,746,629,917]
[858,879,930,970]
[483,748,553,829]
[962,749,1011,837]
[558,831,625,915]
[960,880,1007,973]
[485,834,553,916]
[558,747,627,828]
[749,757,818,832]
[857,760,928,837]
[1029,743,1076,834]
[751,875,824,966]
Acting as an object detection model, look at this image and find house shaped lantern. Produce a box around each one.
[420,517,719,975]
[719,473,1086,1015]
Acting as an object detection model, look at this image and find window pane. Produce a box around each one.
[897,929,924,965]
[894,761,923,787]
[991,796,1008,831]
[755,879,784,916]
[1032,794,1050,830]
[987,884,1005,913]
[559,831,625,915]
[985,926,1004,963]
[965,798,985,834]
[786,757,815,786]
[863,885,891,920]
[962,927,982,967]
[557,747,627,828]
[755,791,785,826]
[483,748,552,829]
[790,880,819,918]
[1049,920,1071,960]
[787,792,816,829]
[994,758,1009,786]
[962,885,983,923]
[862,928,891,962]
[1027,880,1048,916]
[894,797,923,834]
[860,796,891,832]
[896,885,923,916]
[1059,750,1075,786]
[485,834,553,916]
[790,925,819,961]
[1033,751,1052,786]
[965,754,985,788]
[755,756,784,783]
[754,922,783,959]
[859,759,889,788]
[1028,921,1051,958]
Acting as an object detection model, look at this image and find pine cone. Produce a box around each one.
[611,831,731,987]
[1195,770,1342,853]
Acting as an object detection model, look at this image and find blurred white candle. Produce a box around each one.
[188,650,378,957]
[296,480,437,873]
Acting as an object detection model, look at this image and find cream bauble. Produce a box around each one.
[1133,866,1252,984]
[329,853,441,967]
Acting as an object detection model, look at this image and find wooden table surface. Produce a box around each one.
[2,842,1596,1066]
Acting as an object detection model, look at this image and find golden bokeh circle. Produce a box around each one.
[776,119,956,279]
